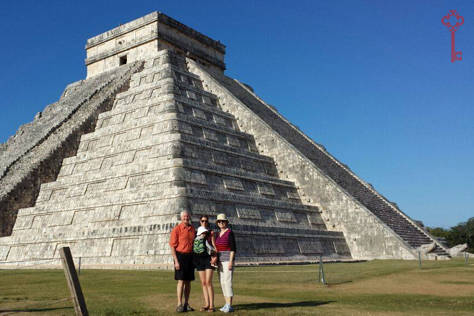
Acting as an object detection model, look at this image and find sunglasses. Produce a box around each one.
[217,220,227,224]
[200,220,209,223]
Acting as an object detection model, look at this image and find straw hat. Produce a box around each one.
[216,213,229,223]
[197,226,208,236]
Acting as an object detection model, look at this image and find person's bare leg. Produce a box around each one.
[184,280,191,306]
[206,269,215,309]
[199,270,209,308]
[176,280,184,306]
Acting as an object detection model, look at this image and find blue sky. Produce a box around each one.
[0,1,472,228]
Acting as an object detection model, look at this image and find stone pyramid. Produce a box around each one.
[0,12,448,268]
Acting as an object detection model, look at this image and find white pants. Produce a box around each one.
[218,261,234,297]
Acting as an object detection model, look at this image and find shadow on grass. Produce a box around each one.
[327,280,353,286]
[235,300,333,310]
[0,306,73,313]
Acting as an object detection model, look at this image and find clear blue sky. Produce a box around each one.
[0,1,472,228]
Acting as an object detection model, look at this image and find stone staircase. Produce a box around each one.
[365,195,448,255]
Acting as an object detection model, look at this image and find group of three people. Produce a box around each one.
[169,211,237,313]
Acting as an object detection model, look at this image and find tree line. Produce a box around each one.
[427,217,474,253]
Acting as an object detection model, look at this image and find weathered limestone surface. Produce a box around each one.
[0,62,142,237]
[187,60,449,259]
[448,244,467,257]
[0,50,350,267]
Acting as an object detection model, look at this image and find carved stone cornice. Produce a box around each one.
[86,12,225,54]
[85,30,226,70]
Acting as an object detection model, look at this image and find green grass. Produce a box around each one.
[0,258,473,315]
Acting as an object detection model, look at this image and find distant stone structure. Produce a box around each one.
[448,244,468,257]
[0,12,449,268]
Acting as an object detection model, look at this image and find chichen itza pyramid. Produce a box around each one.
[0,12,449,268]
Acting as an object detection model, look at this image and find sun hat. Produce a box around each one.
[197,226,208,236]
[216,213,229,223]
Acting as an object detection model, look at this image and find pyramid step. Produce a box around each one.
[71,132,179,165]
[97,97,235,130]
[81,112,177,141]
[181,158,294,188]
[40,157,177,191]
[80,113,259,158]
[115,74,174,100]
[186,188,319,213]
[41,157,296,202]
[76,128,268,167]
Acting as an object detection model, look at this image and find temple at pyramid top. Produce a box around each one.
[85,11,226,78]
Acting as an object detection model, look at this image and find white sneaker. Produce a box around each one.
[220,304,229,312]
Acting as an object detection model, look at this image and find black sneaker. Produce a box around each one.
[184,304,194,312]
[176,304,185,313]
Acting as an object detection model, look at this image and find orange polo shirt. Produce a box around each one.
[169,222,196,253]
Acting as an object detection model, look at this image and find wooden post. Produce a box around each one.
[318,255,326,285]
[59,247,88,316]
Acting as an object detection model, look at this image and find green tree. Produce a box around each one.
[455,217,474,252]
[427,227,450,240]
[428,217,474,253]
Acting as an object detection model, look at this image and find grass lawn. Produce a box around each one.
[0,258,473,315]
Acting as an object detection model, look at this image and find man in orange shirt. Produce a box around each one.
[170,210,196,313]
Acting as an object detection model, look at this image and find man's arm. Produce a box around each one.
[169,227,180,270]
[170,246,180,270]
